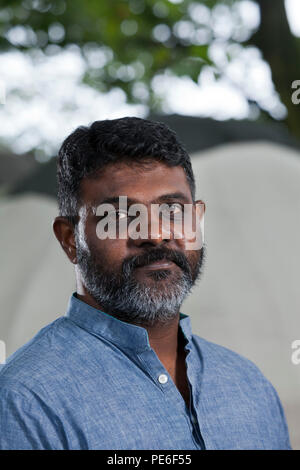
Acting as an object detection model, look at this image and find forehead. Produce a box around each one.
[80,160,192,206]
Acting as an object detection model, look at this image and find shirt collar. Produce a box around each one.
[65,293,193,353]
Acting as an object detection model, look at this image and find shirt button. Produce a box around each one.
[158,373,168,384]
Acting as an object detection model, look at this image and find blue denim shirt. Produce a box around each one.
[0,293,291,450]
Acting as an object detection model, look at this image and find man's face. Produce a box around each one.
[75,160,205,326]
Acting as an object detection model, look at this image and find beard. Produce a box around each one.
[75,236,205,327]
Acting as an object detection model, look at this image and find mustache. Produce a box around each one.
[122,247,191,277]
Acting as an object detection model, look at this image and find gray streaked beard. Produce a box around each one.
[75,238,204,327]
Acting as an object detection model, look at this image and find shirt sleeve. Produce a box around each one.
[0,384,67,450]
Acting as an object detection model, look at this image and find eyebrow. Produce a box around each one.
[95,192,191,206]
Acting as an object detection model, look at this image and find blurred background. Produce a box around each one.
[0,0,300,449]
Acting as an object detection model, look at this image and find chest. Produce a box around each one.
[166,350,191,409]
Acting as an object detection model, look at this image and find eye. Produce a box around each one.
[161,203,183,218]
[169,203,183,214]
[98,209,128,222]
[114,210,128,220]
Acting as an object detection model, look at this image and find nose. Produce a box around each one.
[128,208,174,248]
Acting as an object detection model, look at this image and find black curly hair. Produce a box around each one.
[57,117,196,224]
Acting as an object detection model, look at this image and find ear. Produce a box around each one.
[195,199,206,213]
[195,199,205,247]
[53,217,77,264]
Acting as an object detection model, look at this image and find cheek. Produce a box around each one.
[86,218,130,265]
[90,235,128,270]
[172,219,202,252]
[185,250,201,271]
[180,206,204,252]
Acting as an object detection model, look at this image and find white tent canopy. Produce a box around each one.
[1,141,300,448]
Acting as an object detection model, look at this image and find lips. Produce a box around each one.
[138,259,176,270]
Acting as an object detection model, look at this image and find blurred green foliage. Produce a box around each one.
[0,0,245,109]
[0,0,299,137]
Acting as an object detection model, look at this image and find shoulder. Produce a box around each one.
[190,335,291,449]
[191,334,290,423]
[0,316,80,394]
[192,333,285,403]
[193,334,267,377]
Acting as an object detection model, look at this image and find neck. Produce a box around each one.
[75,288,182,371]
[145,315,181,368]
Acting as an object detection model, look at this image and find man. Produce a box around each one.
[0,117,291,450]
